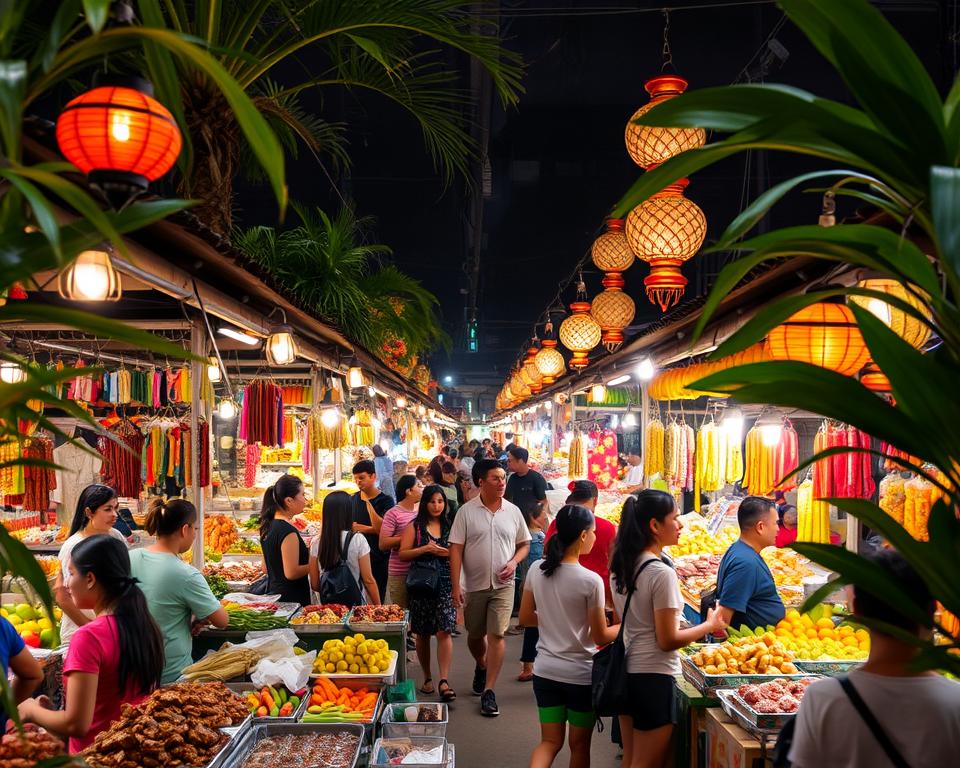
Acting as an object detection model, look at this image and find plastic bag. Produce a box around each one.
[223,592,282,604]
[250,651,317,693]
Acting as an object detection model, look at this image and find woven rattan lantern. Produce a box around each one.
[535,339,565,384]
[766,302,870,376]
[591,274,636,352]
[509,371,527,399]
[626,179,706,311]
[625,75,706,170]
[849,278,932,350]
[522,343,544,394]
[559,299,602,371]
[860,362,891,392]
[56,78,181,208]
[591,219,634,274]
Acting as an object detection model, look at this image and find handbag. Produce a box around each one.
[406,525,440,598]
[319,532,364,607]
[591,558,658,717]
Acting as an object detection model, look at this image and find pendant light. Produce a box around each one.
[395,395,407,409]
[56,76,182,209]
[218,398,238,420]
[321,408,341,428]
[206,357,222,383]
[265,310,298,366]
[57,249,122,302]
[559,279,602,371]
[590,383,607,403]
[848,278,931,350]
[0,359,26,384]
[347,361,365,389]
[535,316,566,384]
[859,362,891,393]
[625,74,706,170]
[766,302,870,377]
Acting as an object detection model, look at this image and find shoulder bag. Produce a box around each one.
[319,531,364,607]
[406,524,440,598]
[591,557,658,717]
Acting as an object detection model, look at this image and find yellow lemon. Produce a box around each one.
[336,660,348,672]
[325,663,335,673]
[357,642,368,656]
[369,665,379,674]
[354,633,365,642]
[842,636,859,647]
[7,615,21,627]
[345,653,356,664]
[37,618,52,631]
[359,666,369,674]
[349,664,359,674]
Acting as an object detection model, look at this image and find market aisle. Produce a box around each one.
[407,631,622,767]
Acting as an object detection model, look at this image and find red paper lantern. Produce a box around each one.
[56,78,182,207]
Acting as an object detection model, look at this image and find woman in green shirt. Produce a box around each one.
[129,499,228,683]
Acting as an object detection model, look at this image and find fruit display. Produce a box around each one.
[689,635,799,675]
[83,683,248,768]
[762,608,869,661]
[313,634,393,675]
[35,555,59,578]
[594,499,624,526]
[224,605,289,631]
[350,604,406,623]
[204,514,240,553]
[1,603,61,649]
[292,604,350,625]
[237,732,360,768]
[762,548,815,587]
[243,685,305,718]
[796,477,831,543]
[303,679,380,722]
[181,647,264,681]
[0,726,66,764]
[667,523,739,557]
[203,561,265,582]
[734,677,816,714]
[226,537,262,554]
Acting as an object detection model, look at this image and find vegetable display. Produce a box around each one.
[303,679,379,723]
[182,647,264,681]
[205,573,230,599]
[244,685,305,718]
[225,605,289,631]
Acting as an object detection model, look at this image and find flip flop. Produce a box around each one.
[418,678,435,695]
[438,679,457,701]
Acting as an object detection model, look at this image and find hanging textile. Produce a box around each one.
[350,409,376,447]
[22,437,56,512]
[0,440,25,502]
[644,418,665,480]
[309,409,349,451]
[280,385,312,405]
[99,419,145,498]
[773,422,799,492]
[587,429,618,489]
[198,420,210,488]
[812,422,876,499]
[242,379,282,446]
[244,443,261,488]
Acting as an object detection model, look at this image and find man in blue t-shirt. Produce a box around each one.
[716,496,786,630]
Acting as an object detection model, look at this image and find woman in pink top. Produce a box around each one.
[19,535,164,753]
[379,475,423,608]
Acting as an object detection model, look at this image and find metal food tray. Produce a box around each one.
[716,689,795,733]
[346,607,409,632]
[200,729,244,768]
[380,703,448,738]
[300,679,384,743]
[290,611,350,633]
[795,659,864,676]
[226,683,309,723]
[220,711,253,738]
[220,722,364,768]
[680,653,810,697]
[369,736,449,768]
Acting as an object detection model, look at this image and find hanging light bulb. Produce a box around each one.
[622,411,637,428]
[368,385,376,397]
[265,322,298,366]
[0,359,26,384]
[206,357,222,383]
[57,249,122,301]
[722,408,744,441]
[321,408,341,428]
[417,404,427,417]
[218,398,238,420]
[347,366,364,389]
[636,357,656,381]
[758,414,783,447]
[395,395,407,409]
[590,383,607,403]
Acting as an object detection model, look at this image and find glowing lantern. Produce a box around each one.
[860,362,891,392]
[559,301,602,371]
[625,75,706,170]
[57,249,122,302]
[625,179,706,311]
[766,303,871,376]
[218,398,238,420]
[0,360,26,384]
[590,384,607,403]
[591,219,634,274]
[849,278,932,350]
[591,275,635,352]
[395,396,407,409]
[347,366,365,389]
[266,326,298,366]
[206,357,222,383]
[56,78,182,208]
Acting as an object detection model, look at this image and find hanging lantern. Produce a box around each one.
[848,278,932,350]
[218,398,238,420]
[395,395,407,409]
[625,179,706,311]
[625,75,705,170]
[265,326,298,366]
[766,302,871,376]
[590,383,607,403]
[321,408,341,428]
[521,342,543,394]
[206,357,222,383]
[559,289,602,371]
[0,359,26,384]
[591,274,636,352]
[57,249,122,302]
[347,366,365,389]
[535,316,566,384]
[860,362,891,392]
[509,371,526,399]
[56,77,182,208]
[591,218,635,274]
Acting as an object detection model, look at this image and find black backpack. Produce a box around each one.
[319,531,364,607]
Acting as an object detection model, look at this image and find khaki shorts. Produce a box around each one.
[464,587,514,640]
[387,575,408,609]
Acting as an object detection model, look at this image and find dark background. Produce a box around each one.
[233,0,954,390]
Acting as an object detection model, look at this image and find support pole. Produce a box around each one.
[311,367,322,494]
[641,385,650,490]
[190,317,205,571]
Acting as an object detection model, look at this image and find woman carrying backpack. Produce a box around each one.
[310,491,381,606]
[399,485,456,700]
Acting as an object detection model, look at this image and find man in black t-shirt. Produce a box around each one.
[504,446,547,517]
[351,459,394,603]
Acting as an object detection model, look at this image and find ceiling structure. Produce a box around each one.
[232,0,951,395]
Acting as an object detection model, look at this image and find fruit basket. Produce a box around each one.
[310,651,398,682]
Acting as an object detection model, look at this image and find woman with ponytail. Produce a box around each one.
[55,484,128,646]
[260,474,310,605]
[608,491,726,768]
[19,534,164,753]
[518,505,621,768]
[129,499,229,683]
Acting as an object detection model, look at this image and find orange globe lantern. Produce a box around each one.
[848,278,932,350]
[625,179,706,311]
[56,78,182,208]
[590,273,635,352]
[535,339,565,384]
[522,343,544,393]
[625,75,706,170]
[859,362,891,392]
[591,219,634,274]
[766,303,871,376]
[559,301,602,370]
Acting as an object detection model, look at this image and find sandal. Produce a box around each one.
[418,678,434,695]
[438,679,457,701]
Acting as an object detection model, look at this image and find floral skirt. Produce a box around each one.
[410,576,457,636]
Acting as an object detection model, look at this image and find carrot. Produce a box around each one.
[320,678,339,699]
[310,693,324,706]
[261,689,275,710]
[358,693,377,710]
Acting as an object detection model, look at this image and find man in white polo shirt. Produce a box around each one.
[450,458,530,717]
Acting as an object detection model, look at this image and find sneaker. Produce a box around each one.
[471,665,487,696]
[480,689,499,717]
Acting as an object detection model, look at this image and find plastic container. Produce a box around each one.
[369,736,449,768]
[380,703,448,738]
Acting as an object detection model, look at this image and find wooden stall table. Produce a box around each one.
[674,675,719,768]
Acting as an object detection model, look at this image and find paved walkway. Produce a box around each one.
[407,630,622,767]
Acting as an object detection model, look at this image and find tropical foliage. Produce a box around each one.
[235,205,449,364]
[614,0,960,673]
[102,0,524,233]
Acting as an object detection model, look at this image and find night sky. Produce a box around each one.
[233,0,950,383]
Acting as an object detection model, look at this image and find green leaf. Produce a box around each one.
[0,170,61,259]
[930,165,960,276]
[81,0,111,33]
[31,0,82,73]
[346,33,392,71]
[0,60,26,160]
